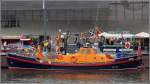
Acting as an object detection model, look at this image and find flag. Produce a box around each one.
[95,27,102,37]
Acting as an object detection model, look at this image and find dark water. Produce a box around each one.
[1,69,149,84]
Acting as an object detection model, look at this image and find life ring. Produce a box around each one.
[124,42,131,49]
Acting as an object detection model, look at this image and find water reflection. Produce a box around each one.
[1,69,149,84]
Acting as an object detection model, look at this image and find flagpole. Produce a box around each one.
[43,0,47,40]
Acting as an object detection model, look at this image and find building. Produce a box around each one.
[1,0,149,37]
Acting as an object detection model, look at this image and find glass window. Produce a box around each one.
[1,11,20,28]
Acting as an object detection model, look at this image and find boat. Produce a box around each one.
[1,35,32,68]
[1,36,19,68]
[6,27,144,70]
[6,47,142,70]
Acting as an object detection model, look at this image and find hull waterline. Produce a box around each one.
[6,54,142,70]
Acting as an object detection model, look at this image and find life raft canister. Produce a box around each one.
[124,42,131,49]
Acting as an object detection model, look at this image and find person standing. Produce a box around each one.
[35,45,44,62]
[55,33,61,54]
[137,40,142,56]
[3,41,7,51]
[48,36,51,53]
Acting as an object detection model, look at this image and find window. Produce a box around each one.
[1,14,20,28]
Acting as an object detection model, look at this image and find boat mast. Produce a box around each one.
[43,0,47,40]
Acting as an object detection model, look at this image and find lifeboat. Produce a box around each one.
[6,47,142,70]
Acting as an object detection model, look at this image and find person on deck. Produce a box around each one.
[35,45,44,61]
[137,40,142,56]
[3,41,7,51]
[48,37,51,53]
[55,33,61,54]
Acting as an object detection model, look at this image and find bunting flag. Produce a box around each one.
[89,27,101,40]
[89,29,94,36]
[89,34,97,39]
[95,27,102,37]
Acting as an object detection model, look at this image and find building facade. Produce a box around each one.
[1,0,149,37]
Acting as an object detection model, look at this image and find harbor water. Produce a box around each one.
[1,55,149,84]
[1,68,149,84]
